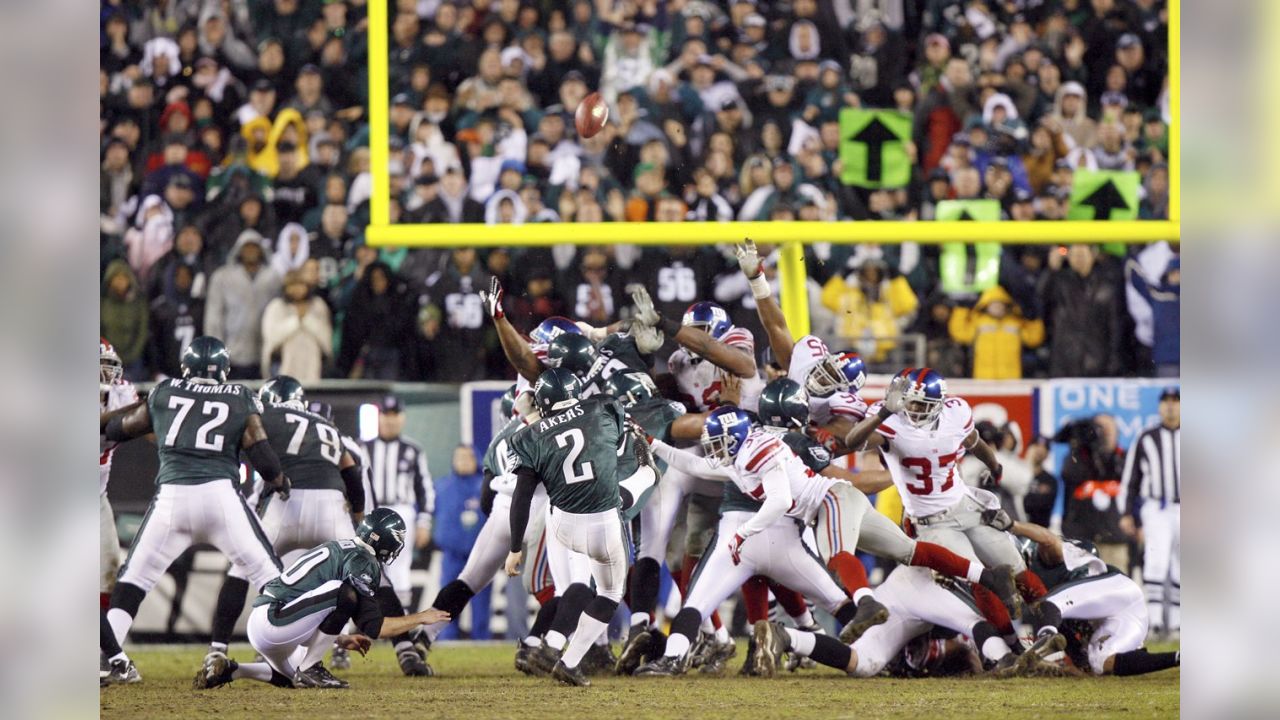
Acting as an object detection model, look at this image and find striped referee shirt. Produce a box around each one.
[1119,424,1180,516]
[363,435,435,527]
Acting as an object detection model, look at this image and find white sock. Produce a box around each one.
[981,636,1012,663]
[232,662,274,683]
[424,620,448,643]
[108,651,129,665]
[561,615,608,669]
[700,616,714,634]
[394,641,415,654]
[966,563,984,584]
[792,608,816,628]
[544,630,568,651]
[522,636,542,648]
[297,632,336,670]
[853,587,875,604]
[594,632,609,646]
[714,625,730,644]
[663,632,691,658]
[209,642,228,654]
[630,612,651,629]
[785,627,815,657]
[107,608,133,646]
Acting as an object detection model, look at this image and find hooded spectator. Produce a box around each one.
[272,222,311,278]
[204,230,283,378]
[948,285,1045,380]
[260,269,332,382]
[337,261,416,379]
[820,258,918,363]
[1050,81,1097,150]
[124,195,174,289]
[101,259,149,379]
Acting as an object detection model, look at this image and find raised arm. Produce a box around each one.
[735,239,794,368]
[480,276,544,382]
[649,438,734,481]
[630,286,756,377]
[842,377,908,451]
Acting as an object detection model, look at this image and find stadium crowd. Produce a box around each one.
[100,0,1177,384]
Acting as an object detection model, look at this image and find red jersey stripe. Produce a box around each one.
[745,443,782,472]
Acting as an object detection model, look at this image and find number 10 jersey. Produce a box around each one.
[872,397,976,518]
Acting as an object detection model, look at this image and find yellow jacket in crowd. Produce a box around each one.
[948,285,1044,379]
[240,108,309,178]
[820,273,919,362]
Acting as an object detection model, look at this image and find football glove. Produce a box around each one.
[479,276,505,320]
[735,238,763,278]
[630,285,661,327]
[980,507,1014,532]
[882,375,908,414]
[727,533,747,566]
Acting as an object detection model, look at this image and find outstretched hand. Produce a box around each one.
[336,633,373,656]
[882,375,908,414]
[735,238,762,278]
[630,285,660,327]
[479,276,505,320]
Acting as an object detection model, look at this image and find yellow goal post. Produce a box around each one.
[363,0,1179,337]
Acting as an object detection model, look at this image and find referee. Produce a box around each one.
[1119,386,1180,640]
[365,394,435,605]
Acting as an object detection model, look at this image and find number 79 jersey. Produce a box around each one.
[260,402,345,491]
[872,397,976,518]
[508,396,625,515]
[148,378,259,486]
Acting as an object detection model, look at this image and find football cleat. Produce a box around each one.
[527,644,562,676]
[192,653,237,690]
[410,626,433,663]
[102,658,141,685]
[581,642,617,677]
[633,654,689,677]
[697,639,737,675]
[838,597,890,645]
[515,643,548,676]
[551,659,591,687]
[751,621,790,678]
[294,662,349,689]
[738,635,759,676]
[979,564,1023,620]
[330,646,351,670]
[615,628,653,676]
[1026,630,1067,663]
[397,648,432,677]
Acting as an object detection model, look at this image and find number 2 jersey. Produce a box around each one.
[668,325,765,412]
[100,380,139,495]
[260,401,345,492]
[786,334,868,426]
[253,538,381,626]
[872,396,976,518]
[508,396,626,515]
[148,378,260,486]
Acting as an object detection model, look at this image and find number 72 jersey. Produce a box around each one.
[148,378,260,486]
[872,397,975,518]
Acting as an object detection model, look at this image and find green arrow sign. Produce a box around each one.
[1067,170,1140,220]
[935,199,1001,222]
[839,109,911,189]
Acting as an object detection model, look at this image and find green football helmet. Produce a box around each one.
[355,507,408,564]
[500,384,517,418]
[757,377,810,430]
[546,333,598,378]
[259,375,305,404]
[181,336,230,383]
[533,368,583,414]
[605,371,658,409]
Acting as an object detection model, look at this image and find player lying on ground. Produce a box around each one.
[193,508,450,690]
[750,563,1066,679]
[984,512,1182,677]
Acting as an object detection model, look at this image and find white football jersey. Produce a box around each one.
[669,326,764,412]
[730,428,838,525]
[872,396,975,518]
[786,335,866,425]
[100,380,139,495]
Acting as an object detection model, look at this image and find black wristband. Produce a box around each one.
[876,407,893,421]
[104,415,130,442]
[658,315,682,337]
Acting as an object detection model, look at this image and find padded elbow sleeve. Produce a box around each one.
[340,465,366,513]
[246,440,282,482]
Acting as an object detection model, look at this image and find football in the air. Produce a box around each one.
[575,92,609,139]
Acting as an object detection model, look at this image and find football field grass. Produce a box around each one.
[102,641,1179,720]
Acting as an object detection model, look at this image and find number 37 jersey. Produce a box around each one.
[148,378,260,486]
[508,396,625,515]
[872,397,975,518]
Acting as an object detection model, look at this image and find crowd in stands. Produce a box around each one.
[100,0,1178,384]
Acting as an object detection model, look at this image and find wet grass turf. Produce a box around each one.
[102,641,1179,720]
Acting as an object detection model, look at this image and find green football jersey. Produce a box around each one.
[483,416,525,477]
[627,396,686,443]
[583,333,650,394]
[782,431,832,473]
[148,378,260,486]
[261,402,345,491]
[508,396,625,514]
[253,538,382,626]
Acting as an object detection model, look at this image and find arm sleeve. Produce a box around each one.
[733,464,792,539]
[341,464,366,513]
[649,439,733,481]
[245,439,283,483]
[353,591,385,638]
[480,470,498,517]
[414,450,434,527]
[508,467,540,553]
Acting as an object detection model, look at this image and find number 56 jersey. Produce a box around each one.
[872,397,975,519]
[508,396,625,515]
[148,378,260,486]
